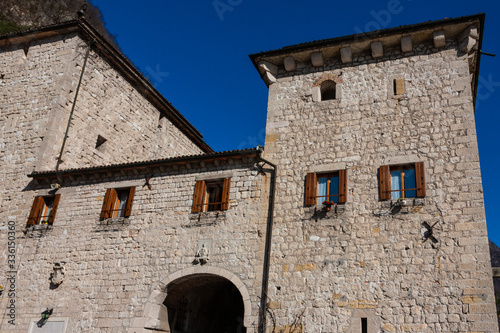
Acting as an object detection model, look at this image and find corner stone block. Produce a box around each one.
[401,36,412,53]
[371,41,383,59]
[283,56,296,72]
[340,46,352,63]
[459,25,479,41]
[310,52,324,67]
[263,71,277,85]
[433,30,446,48]
[147,290,167,303]
[459,36,477,53]
[258,60,278,76]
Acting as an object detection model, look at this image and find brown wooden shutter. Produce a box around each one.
[28,196,44,226]
[47,194,61,225]
[221,178,231,211]
[305,172,317,206]
[415,161,426,197]
[192,181,206,213]
[124,186,136,217]
[379,165,391,200]
[100,188,114,219]
[338,169,347,203]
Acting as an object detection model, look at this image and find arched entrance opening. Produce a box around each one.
[164,274,246,333]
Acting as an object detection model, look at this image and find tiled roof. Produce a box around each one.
[29,148,262,178]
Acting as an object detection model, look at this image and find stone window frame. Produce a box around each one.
[100,186,136,219]
[27,194,61,226]
[312,73,343,102]
[379,162,426,201]
[305,169,347,206]
[192,177,231,213]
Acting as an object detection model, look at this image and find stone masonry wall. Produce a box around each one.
[1,36,81,312]
[0,30,207,332]
[262,39,498,332]
[60,36,204,170]
[0,160,269,332]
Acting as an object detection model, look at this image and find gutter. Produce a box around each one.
[257,149,277,333]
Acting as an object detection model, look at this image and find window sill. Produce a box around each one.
[99,217,129,224]
[24,223,53,237]
[188,211,227,227]
[379,197,425,215]
[308,204,346,221]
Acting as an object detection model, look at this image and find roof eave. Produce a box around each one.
[28,148,262,182]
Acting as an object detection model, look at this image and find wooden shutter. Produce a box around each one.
[338,169,347,203]
[192,181,206,213]
[221,178,231,211]
[27,196,44,226]
[47,194,61,225]
[100,188,115,219]
[305,173,317,206]
[415,161,426,197]
[124,186,136,217]
[379,165,391,200]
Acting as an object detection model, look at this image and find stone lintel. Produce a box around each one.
[433,30,446,48]
[401,36,412,53]
[371,41,383,59]
[311,52,323,67]
[284,56,296,71]
[340,46,352,63]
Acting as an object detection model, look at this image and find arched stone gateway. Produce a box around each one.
[129,267,253,333]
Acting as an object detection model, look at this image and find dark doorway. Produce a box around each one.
[164,274,246,333]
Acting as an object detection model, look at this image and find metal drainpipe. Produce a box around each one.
[55,39,95,170]
[257,150,277,333]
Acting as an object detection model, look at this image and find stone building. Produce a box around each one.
[0,13,497,333]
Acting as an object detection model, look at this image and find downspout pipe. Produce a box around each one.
[55,39,95,170]
[257,148,277,333]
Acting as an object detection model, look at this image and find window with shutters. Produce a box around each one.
[379,162,426,200]
[305,170,347,206]
[100,187,136,219]
[27,195,61,226]
[192,178,231,213]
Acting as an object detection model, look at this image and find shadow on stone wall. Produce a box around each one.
[489,240,500,327]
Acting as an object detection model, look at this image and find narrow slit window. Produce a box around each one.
[361,318,367,333]
[394,78,404,95]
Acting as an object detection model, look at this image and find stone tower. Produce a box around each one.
[251,13,498,333]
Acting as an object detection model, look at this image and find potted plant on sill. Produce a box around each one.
[322,200,336,211]
[395,197,406,206]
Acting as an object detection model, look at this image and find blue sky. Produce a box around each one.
[91,0,500,244]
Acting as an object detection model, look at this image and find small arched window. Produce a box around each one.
[320,80,336,101]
